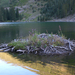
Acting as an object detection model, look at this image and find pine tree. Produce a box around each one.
[0,8,2,21]
[6,8,10,20]
[16,8,19,20]
[9,7,16,21]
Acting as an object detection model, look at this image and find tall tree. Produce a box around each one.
[9,7,16,21]
[16,8,19,20]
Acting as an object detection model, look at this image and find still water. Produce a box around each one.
[0,22,75,43]
[0,53,39,75]
[0,22,75,75]
[0,52,75,75]
[0,59,38,75]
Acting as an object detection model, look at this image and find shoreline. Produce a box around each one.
[48,19,75,22]
[47,14,75,22]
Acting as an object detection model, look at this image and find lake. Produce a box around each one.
[0,22,75,43]
[0,59,38,75]
[0,22,75,75]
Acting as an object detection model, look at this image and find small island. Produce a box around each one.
[0,28,75,55]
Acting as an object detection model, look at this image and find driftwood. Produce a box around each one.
[17,49,27,53]
[0,42,74,55]
[54,46,69,50]
[11,46,15,52]
[0,44,8,48]
[4,49,11,52]
[0,47,9,52]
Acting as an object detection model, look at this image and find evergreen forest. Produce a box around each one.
[0,0,75,21]
[0,7,21,22]
[38,0,75,21]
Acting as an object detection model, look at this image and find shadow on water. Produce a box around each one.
[63,50,75,75]
[3,52,75,75]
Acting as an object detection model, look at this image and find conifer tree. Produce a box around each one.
[16,8,19,20]
[9,7,16,21]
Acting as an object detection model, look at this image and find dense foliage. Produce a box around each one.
[0,0,75,21]
[0,7,20,22]
[38,0,75,21]
[0,0,28,7]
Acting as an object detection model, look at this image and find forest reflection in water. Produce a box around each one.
[0,52,75,75]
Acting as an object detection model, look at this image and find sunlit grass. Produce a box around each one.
[8,41,27,50]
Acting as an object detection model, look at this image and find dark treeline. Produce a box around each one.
[0,7,21,22]
[38,0,75,21]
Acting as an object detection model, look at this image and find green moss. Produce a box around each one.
[14,44,25,50]
[8,41,27,50]
[8,41,21,46]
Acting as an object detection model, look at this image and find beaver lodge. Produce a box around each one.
[0,32,75,55]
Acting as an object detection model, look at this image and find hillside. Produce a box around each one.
[15,0,47,22]
[0,0,75,22]
[38,0,75,21]
[0,0,46,21]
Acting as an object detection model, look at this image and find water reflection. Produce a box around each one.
[0,58,38,75]
[0,52,75,75]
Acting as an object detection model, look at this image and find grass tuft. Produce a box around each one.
[8,28,66,50]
